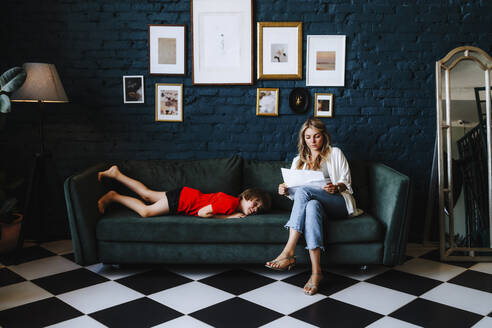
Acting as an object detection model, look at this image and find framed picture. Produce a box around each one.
[314,93,333,118]
[148,24,186,75]
[155,83,183,122]
[257,22,302,80]
[123,75,144,104]
[192,0,253,85]
[306,35,346,86]
[256,88,279,116]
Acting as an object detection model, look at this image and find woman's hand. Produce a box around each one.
[323,183,346,194]
[278,183,289,196]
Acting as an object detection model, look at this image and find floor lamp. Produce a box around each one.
[11,63,69,241]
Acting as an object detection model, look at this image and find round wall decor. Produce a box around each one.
[289,88,310,114]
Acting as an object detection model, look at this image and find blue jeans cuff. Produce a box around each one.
[305,245,325,251]
[284,224,303,234]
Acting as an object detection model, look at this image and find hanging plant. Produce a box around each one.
[0,67,27,114]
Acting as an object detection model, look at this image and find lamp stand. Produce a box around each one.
[18,101,68,243]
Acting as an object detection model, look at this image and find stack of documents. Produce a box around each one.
[281,168,326,192]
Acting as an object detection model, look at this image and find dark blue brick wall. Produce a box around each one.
[2,0,492,241]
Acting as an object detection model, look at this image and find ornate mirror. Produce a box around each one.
[436,46,492,261]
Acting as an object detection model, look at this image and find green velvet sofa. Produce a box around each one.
[64,156,411,267]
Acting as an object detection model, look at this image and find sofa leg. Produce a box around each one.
[360,265,368,272]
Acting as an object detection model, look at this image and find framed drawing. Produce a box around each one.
[148,24,186,75]
[123,75,144,104]
[155,83,183,122]
[257,88,279,116]
[306,35,346,86]
[257,22,302,80]
[192,0,253,85]
[314,93,333,118]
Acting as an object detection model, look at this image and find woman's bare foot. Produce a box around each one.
[98,165,120,182]
[304,272,323,295]
[265,253,296,271]
[98,190,117,214]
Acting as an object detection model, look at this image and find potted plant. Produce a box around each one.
[0,66,27,252]
[0,187,23,253]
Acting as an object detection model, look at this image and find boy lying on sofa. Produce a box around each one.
[97,165,271,219]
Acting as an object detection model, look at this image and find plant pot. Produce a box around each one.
[0,213,23,254]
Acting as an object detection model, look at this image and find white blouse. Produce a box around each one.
[289,147,363,217]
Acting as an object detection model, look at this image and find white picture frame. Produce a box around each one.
[314,93,333,118]
[192,0,253,85]
[257,22,302,80]
[148,24,186,75]
[306,35,346,86]
[155,83,183,122]
[123,75,144,104]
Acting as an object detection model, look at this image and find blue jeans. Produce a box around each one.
[285,186,348,250]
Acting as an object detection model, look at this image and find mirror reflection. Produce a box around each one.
[440,52,491,251]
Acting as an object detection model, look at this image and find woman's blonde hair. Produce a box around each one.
[296,117,331,170]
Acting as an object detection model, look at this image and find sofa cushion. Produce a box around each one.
[96,208,384,244]
[324,214,384,244]
[110,156,243,197]
[243,160,292,211]
[97,208,290,243]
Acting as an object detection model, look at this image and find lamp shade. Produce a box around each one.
[11,63,68,103]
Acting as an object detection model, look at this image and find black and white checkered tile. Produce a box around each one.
[1,241,492,328]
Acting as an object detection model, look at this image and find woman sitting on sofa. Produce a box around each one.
[97,165,271,219]
[265,117,361,295]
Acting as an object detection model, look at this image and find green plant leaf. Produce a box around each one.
[0,94,11,113]
[0,67,27,93]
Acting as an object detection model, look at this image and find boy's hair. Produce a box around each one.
[239,188,272,213]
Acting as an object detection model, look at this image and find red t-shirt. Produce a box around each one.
[177,187,239,216]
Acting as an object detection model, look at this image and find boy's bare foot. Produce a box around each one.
[98,165,120,182]
[98,190,117,214]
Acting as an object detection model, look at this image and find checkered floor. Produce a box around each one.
[1,242,492,328]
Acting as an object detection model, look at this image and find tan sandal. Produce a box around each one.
[304,273,323,295]
[265,256,296,271]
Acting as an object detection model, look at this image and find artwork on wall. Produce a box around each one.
[289,87,310,114]
[306,35,346,86]
[314,93,333,118]
[155,83,183,122]
[123,75,144,103]
[257,22,302,80]
[256,88,279,116]
[191,0,253,85]
[148,24,186,75]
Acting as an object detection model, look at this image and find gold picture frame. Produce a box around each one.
[314,93,333,118]
[155,83,183,122]
[257,22,302,80]
[256,88,279,116]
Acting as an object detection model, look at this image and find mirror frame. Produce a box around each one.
[436,46,492,261]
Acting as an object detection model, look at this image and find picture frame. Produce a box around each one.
[257,22,302,80]
[155,83,183,122]
[306,35,346,86]
[148,24,186,75]
[314,93,333,118]
[256,88,279,116]
[123,75,144,104]
[192,0,253,85]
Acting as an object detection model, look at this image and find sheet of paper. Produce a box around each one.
[281,168,326,189]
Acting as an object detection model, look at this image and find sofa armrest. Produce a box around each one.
[368,163,411,266]
[64,163,109,265]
